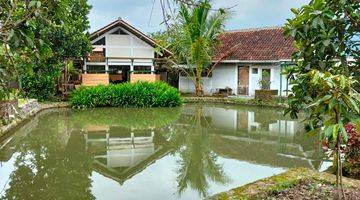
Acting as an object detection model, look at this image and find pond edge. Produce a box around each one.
[208,168,360,200]
[0,102,70,138]
[182,97,288,109]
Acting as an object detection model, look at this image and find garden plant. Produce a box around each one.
[285,0,360,199]
[70,82,182,108]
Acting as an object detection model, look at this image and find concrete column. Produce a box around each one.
[151,62,155,75]
[83,59,87,74]
[130,59,134,73]
[105,57,109,74]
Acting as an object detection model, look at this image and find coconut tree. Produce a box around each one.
[173,0,228,96]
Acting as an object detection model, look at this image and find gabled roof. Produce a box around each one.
[90,19,172,57]
[214,27,296,62]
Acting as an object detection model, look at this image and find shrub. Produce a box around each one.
[70,82,182,108]
[343,123,360,179]
[21,74,58,101]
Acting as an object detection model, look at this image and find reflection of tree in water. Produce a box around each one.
[169,105,229,198]
[1,112,94,200]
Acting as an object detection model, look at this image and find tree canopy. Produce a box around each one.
[284,0,360,198]
[158,0,228,96]
[0,0,92,101]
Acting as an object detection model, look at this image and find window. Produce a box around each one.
[87,65,106,73]
[111,29,128,35]
[93,37,105,45]
[134,66,151,72]
[252,68,258,74]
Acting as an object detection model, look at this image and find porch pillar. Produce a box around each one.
[83,58,87,74]
[151,62,155,75]
[105,57,109,74]
[130,59,134,73]
[130,59,134,82]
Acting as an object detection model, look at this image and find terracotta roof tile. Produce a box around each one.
[214,27,296,61]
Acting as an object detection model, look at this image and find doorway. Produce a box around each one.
[238,66,249,95]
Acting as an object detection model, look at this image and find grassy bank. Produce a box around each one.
[182,96,288,109]
[210,168,360,200]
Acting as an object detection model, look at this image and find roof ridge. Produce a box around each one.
[224,26,284,33]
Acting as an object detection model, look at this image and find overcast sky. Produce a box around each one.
[88,0,309,34]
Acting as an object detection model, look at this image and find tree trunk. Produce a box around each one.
[334,107,346,200]
[195,65,204,96]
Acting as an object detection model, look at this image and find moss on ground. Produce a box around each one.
[209,168,360,200]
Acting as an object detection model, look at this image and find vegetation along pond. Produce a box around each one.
[0,103,330,200]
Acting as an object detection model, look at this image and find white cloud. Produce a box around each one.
[88,0,310,33]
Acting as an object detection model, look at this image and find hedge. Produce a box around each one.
[70,82,182,108]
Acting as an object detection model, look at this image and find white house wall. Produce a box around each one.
[211,64,238,94]
[178,64,238,95]
[105,34,154,58]
[178,64,293,96]
[178,77,212,94]
[91,27,155,66]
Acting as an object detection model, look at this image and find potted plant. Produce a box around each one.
[255,70,278,99]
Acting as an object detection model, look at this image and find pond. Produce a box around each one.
[0,103,329,200]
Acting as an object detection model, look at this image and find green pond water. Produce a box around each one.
[0,103,329,200]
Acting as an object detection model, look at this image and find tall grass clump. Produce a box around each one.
[70,82,182,108]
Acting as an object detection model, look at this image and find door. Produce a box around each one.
[238,66,249,95]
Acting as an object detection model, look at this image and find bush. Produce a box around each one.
[343,123,360,179]
[21,74,58,101]
[20,62,62,101]
[70,82,182,108]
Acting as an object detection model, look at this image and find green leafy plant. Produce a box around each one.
[172,0,229,96]
[285,0,359,198]
[285,70,360,198]
[258,70,271,90]
[70,82,182,108]
[0,0,92,101]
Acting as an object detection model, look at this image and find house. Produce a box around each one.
[81,18,172,86]
[178,27,296,96]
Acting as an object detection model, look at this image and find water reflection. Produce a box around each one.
[0,110,94,200]
[0,104,325,200]
[169,105,229,197]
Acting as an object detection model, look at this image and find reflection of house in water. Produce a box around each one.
[83,125,170,185]
[182,105,302,136]
[179,105,326,170]
[243,111,301,138]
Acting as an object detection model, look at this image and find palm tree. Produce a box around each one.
[174,0,228,96]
